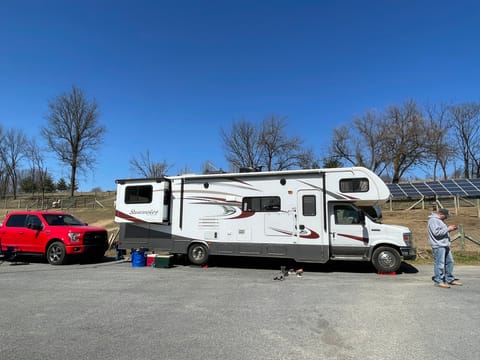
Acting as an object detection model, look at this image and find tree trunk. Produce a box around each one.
[70,165,76,197]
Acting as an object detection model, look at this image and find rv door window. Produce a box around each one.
[302,195,316,216]
[339,178,369,193]
[242,196,281,212]
[125,185,153,204]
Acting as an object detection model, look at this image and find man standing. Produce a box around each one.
[428,208,462,288]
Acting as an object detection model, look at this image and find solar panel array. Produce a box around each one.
[387,178,480,199]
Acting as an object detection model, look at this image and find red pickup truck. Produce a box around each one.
[0,211,109,265]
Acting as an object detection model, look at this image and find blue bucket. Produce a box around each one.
[131,250,146,267]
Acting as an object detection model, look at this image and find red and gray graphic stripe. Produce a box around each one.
[337,233,368,243]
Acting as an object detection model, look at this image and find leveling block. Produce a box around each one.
[377,271,396,276]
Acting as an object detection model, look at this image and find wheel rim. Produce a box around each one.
[378,251,395,269]
[192,246,205,261]
[49,245,63,262]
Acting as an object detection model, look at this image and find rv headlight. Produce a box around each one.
[403,233,412,246]
[68,232,81,242]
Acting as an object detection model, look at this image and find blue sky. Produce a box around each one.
[1,0,479,191]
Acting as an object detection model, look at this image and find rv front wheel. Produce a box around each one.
[372,246,401,273]
[188,243,209,265]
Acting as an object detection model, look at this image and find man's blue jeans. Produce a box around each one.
[432,246,455,283]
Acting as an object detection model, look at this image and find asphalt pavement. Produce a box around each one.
[0,256,479,360]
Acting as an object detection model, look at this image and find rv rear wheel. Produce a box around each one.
[188,243,209,265]
[372,246,401,273]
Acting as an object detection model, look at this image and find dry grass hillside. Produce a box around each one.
[382,207,480,264]
[2,204,480,264]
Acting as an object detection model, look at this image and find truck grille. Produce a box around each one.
[83,231,108,246]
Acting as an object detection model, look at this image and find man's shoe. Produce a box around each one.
[449,280,463,286]
[434,282,451,288]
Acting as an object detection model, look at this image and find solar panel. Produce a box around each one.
[426,181,451,196]
[388,178,480,199]
[469,178,480,189]
[442,180,468,196]
[458,179,480,196]
[387,183,407,197]
[402,183,422,197]
[412,182,435,196]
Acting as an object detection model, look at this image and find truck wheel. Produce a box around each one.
[372,246,401,273]
[188,243,209,265]
[47,241,67,265]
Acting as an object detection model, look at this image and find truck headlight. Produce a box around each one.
[403,233,412,246]
[68,232,81,242]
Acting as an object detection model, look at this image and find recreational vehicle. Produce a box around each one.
[114,167,416,272]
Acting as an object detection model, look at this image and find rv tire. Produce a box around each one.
[372,246,401,273]
[188,243,209,265]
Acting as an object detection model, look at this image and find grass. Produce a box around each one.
[407,249,480,266]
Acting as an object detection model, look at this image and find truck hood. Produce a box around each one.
[62,225,107,232]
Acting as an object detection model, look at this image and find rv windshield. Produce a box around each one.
[360,206,382,223]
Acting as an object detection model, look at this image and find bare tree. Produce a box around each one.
[42,86,106,196]
[221,120,263,171]
[328,110,388,176]
[0,128,27,199]
[130,149,171,178]
[424,103,455,180]
[0,126,6,197]
[382,100,431,183]
[24,139,51,199]
[322,155,343,168]
[259,116,304,171]
[296,147,320,169]
[447,102,480,178]
[221,116,316,171]
[354,111,389,175]
[328,100,431,183]
[328,125,353,164]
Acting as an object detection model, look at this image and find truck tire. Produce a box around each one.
[46,241,67,265]
[188,243,209,265]
[372,246,401,273]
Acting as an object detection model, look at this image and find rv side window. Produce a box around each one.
[339,178,369,193]
[334,204,360,224]
[242,196,281,212]
[302,195,316,216]
[125,185,153,204]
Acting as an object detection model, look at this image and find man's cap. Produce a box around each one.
[439,208,450,218]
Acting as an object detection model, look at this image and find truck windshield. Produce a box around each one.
[42,214,85,226]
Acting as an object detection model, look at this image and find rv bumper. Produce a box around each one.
[400,246,417,260]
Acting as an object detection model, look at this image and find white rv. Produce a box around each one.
[115,167,416,272]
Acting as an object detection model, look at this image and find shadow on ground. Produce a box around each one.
[0,254,121,266]
[172,254,419,275]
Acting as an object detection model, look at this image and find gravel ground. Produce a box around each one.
[0,257,479,360]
